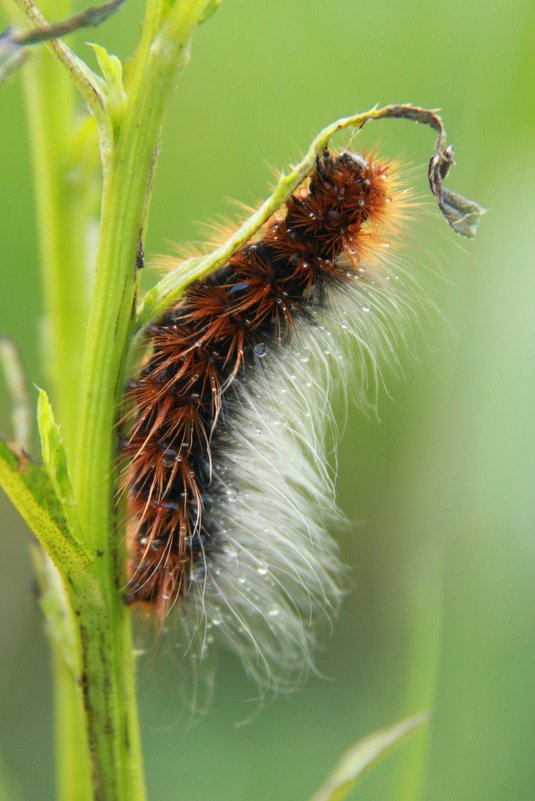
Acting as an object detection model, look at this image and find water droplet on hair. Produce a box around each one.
[254,342,267,358]
[341,320,349,330]
[226,483,240,503]
[268,607,280,618]
[212,616,222,627]
[190,563,206,582]
[257,563,268,576]
[362,305,370,313]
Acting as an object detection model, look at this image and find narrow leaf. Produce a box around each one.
[307,711,430,801]
[88,42,127,131]
[0,438,92,576]
[0,337,31,451]
[200,0,222,23]
[37,388,82,538]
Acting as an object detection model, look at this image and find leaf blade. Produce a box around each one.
[0,438,92,577]
[307,712,430,801]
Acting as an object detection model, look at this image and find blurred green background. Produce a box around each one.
[1,0,534,799]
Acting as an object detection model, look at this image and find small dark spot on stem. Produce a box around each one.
[136,235,144,269]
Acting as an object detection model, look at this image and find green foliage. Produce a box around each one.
[0,438,91,578]
[307,713,429,801]
[0,0,511,799]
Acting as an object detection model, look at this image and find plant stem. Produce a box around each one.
[14,0,95,795]
[396,544,443,801]
[69,1,207,799]
[54,652,93,801]
[20,13,93,455]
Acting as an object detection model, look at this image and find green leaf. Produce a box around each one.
[37,388,82,539]
[306,712,430,801]
[88,43,127,133]
[0,438,92,577]
[200,0,222,23]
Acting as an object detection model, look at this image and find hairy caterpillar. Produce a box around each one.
[122,142,455,689]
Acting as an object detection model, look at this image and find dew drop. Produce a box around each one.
[226,483,240,503]
[362,305,370,313]
[257,563,268,576]
[268,607,280,618]
[254,342,267,358]
[190,563,206,582]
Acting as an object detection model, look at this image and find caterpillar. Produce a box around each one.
[122,144,440,689]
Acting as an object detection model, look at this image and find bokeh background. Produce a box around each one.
[1,0,534,799]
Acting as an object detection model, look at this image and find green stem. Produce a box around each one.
[12,0,96,796]
[136,103,485,335]
[396,545,443,801]
[69,1,208,799]
[54,653,93,801]
[20,3,92,456]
